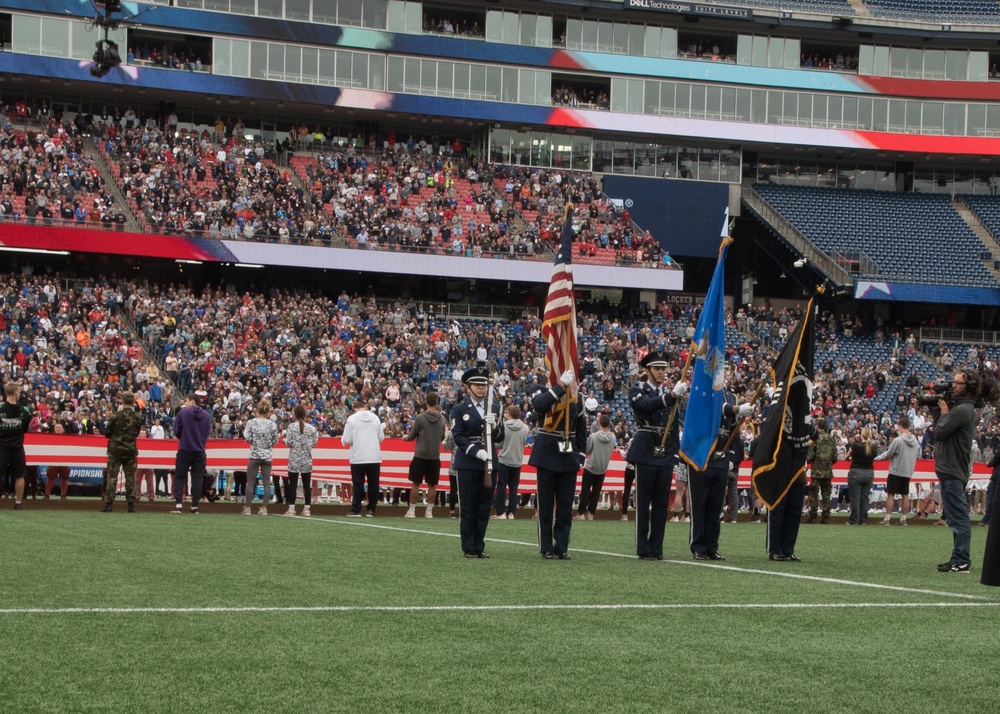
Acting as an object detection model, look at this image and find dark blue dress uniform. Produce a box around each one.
[627,354,682,560]
[529,383,587,559]
[689,391,738,560]
[451,368,504,558]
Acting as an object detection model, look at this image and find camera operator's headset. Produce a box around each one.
[956,368,1000,410]
[956,368,982,398]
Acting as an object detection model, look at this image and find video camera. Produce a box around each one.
[916,381,953,409]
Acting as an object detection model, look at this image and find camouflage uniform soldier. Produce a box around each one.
[102,392,143,513]
[806,417,837,524]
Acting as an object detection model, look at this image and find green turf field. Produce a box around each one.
[1,510,997,713]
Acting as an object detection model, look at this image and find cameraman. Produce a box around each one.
[932,368,979,574]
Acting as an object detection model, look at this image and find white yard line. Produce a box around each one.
[1,602,998,616]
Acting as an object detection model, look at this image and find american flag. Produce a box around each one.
[541,206,580,432]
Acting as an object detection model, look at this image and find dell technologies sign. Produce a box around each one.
[624,0,752,20]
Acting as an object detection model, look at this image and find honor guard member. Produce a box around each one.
[529,369,587,559]
[450,367,504,559]
[627,351,687,560]
[689,384,753,560]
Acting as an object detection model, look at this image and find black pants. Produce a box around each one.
[689,461,727,555]
[578,469,606,515]
[768,479,806,557]
[154,469,170,496]
[635,462,671,557]
[457,468,494,554]
[287,472,312,506]
[232,470,247,498]
[536,466,576,554]
[350,463,381,514]
[494,463,521,516]
[622,463,636,514]
[436,472,459,509]
[174,449,207,508]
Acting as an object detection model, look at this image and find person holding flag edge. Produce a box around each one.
[752,289,821,562]
[530,204,587,560]
[679,214,753,561]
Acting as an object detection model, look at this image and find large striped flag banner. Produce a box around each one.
[679,218,733,471]
[540,205,580,432]
[21,434,978,492]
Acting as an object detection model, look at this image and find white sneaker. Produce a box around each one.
[404,507,416,519]
[507,513,514,520]
[241,506,252,516]
[258,507,268,516]
[899,517,907,526]
[424,508,433,519]
[302,506,311,517]
[285,506,296,517]
[669,515,680,523]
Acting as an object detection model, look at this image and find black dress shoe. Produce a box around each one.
[786,554,801,562]
[769,553,791,562]
[693,552,710,561]
[707,552,726,561]
[464,552,478,559]
[477,552,490,559]
[557,553,571,560]
[637,553,651,560]
[651,555,664,561]
[542,552,557,559]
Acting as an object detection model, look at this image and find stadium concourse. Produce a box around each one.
[0,268,996,522]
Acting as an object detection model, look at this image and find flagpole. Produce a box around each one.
[564,202,575,449]
[719,375,769,454]
[662,346,694,443]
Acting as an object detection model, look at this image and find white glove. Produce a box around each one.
[738,403,754,418]
[672,381,688,397]
[475,450,489,462]
[559,370,574,386]
[485,413,497,427]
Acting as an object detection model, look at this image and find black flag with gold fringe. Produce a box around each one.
[751,295,817,510]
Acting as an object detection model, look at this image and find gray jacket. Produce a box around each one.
[583,430,617,475]
[934,398,976,482]
[498,418,528,467]
[877,433,920,478]
[404,409,446,460]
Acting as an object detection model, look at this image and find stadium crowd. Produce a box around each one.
[2,267,999,460]
[1,106,679,269]
[1,264,997,520]
[0,122,127,228]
